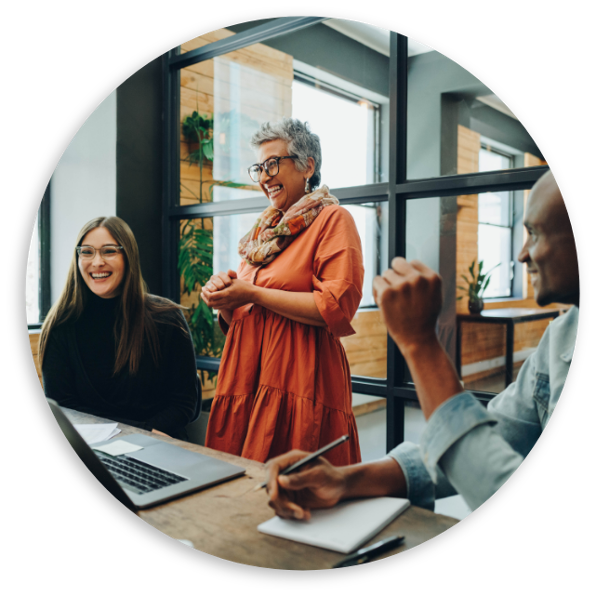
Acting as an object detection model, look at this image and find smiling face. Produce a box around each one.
[257,139,315,212]
[78,226,126,299]
[518,172,579,306]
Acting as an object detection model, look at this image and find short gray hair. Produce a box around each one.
[250,118,322,189]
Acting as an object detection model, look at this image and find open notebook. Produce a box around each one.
[258,497,410,554]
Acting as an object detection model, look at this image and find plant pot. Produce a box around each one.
[468,297,484,314]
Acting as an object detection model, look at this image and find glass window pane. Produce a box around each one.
[341,201,387,380]
[478,191,510,226]
[292,80,379,188]
[179,19,390,205]
[478,224,512,298]
[407,39,546,179]
[26,213,40,325]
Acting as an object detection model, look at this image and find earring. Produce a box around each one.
[304,178,310,193]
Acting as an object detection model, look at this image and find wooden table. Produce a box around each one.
[67,409,458,570]
[456,307,563,386]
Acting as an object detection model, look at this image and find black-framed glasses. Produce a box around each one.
[76,245,124,260]
[247,155,297,183]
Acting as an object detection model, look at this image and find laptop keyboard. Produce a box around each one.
[96,452,187,494]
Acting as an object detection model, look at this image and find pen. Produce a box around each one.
[332,535,406,568]
[254,434,350,491]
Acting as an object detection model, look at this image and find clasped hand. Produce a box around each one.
[372,257,443,355]
[200,270,255,311]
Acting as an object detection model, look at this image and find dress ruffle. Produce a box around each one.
[207,385,361,465]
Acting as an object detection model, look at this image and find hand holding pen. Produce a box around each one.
[263,436,350,521]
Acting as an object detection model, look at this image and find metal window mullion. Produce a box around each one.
[386,32,408,451]
[398,166,549,199]
[39,180,51,321]
[162,53,181,302]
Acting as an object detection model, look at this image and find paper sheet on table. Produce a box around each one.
[74,423,120,445]
[93,440,144,456]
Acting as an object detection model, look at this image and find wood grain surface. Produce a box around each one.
[66,409,458,570]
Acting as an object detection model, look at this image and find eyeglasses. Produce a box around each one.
[247,155,297,183]
[76,245,124,260]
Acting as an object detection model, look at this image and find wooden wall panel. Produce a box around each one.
[456,125,481,315]
[341,310,387,379]
[460,318,553,366]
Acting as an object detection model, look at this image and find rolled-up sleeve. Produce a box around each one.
[421,392,524,510]
[388,441,457,510]
[312,207,364,338]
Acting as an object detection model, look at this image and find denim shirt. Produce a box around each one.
[388,306,577,511]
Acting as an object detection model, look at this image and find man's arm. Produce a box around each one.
[264,451,406,520]
[372,258,464,420]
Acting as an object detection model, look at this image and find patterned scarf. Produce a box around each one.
[238,185,339,267]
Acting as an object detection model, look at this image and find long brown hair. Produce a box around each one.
[39,216,185,375]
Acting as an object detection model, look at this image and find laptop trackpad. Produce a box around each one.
[127,443,211,475]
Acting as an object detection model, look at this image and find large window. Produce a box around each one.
[291,74,382,188]
[163,18,550,448]
[25,187,50,327]
[478,144,515,298]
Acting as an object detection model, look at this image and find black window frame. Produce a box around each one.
[161,17,549,451]
[27,182,51,330]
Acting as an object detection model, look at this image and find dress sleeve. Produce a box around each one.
[312,207,364,338]
[145,312,200,436]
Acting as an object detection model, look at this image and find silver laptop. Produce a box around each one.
[48,399,245,510]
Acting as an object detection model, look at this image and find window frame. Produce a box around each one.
[477,143,517,299]
[27,182,51,330]
[161,17,549,450]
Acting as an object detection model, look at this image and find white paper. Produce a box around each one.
[93,440,144,457]
[258,497,410,554]
[74,423,121,445]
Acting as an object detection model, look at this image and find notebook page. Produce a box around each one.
[257,497,410,554]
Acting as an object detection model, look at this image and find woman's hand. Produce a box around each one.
[203,270,237,293]
[264,450,348,520]
[201,273,256,311]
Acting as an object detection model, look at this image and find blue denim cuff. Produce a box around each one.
[421,392,497,483]
[388,441,436,511]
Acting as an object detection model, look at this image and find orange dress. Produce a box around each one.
[205,205,364,465]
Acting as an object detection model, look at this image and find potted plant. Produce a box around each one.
[458,259,499,314]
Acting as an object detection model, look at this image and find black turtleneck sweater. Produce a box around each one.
[42,293,199,438]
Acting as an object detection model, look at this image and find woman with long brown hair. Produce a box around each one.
[40,216,199,439]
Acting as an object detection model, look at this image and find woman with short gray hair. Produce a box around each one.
[202,118,363,466]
